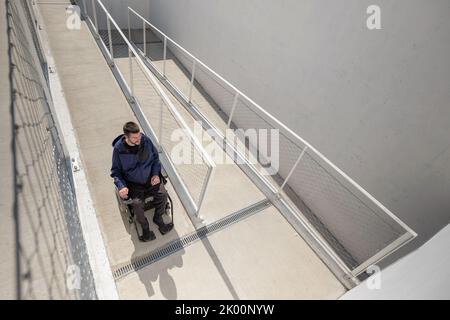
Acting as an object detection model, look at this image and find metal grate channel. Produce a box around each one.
[112,199,271,280]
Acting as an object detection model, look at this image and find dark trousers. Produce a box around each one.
[128,182,168,229]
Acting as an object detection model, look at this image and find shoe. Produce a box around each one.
[159,222,174,235]
[141,226,156,241]
[153,217,174,235]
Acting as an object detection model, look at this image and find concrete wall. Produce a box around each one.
[341,222,450,299]
[108,0,450,268]
[99,0,150,29]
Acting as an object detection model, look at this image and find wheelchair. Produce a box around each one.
[115,172,174,242]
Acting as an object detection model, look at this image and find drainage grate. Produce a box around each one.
[112,199,271,280]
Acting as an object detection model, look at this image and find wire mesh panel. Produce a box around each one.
[128,11,162,55]
[189,62,236,135]
[109,21,132,88]
[7,0,96,299]
[130,59,211,206]
[98,21,128,59]
[164,40,195,100]
[286,151,407,270]
[142,27,166,76]
[126,10,167,77]
[222,96,304,206]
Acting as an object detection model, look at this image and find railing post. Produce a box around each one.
[280,146,308,190]
[127,7,131,41]
[92,0,99,34]
[227,92,240,128]
[188,60,196,102]
[163,36,167,77]
[143,20,146,56]
[107,16,113,59]
[129,48,134,98]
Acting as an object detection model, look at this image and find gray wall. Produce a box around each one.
[116,0,450,268]
[88,0,150,30]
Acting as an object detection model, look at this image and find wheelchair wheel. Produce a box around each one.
[115,189,134,224]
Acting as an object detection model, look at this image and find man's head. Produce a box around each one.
[123,121,141,146]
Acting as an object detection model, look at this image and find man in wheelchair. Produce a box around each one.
[111,121,173,241]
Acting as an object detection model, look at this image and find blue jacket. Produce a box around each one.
[110,133,161,190]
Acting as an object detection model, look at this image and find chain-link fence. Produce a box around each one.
[6,0,97,299]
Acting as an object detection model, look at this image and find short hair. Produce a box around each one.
[123,121,140,135]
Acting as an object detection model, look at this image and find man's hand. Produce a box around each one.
[151,175,160,186]
[119,187,129,199]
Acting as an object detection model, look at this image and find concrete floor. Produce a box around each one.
[37,1,347,299]
[117,206,346,299]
